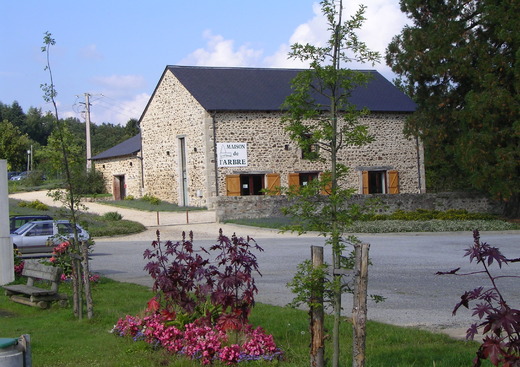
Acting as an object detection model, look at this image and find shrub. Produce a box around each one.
[143,230,263,324]
[142,193,160,205]
[102,211,123,221]
[124,195,135,201]
[360,209,497,222]
[13,249,24,277]
[437,230,520,366]
[25,171,45,186]
[17,199,49,211]
[73,169,106,195]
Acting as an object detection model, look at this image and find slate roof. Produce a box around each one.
[167,65,416,112]
[91,133,141,160]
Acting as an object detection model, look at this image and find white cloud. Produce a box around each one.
[180,30,263,67]
[90,92,150,125]
[180,1,408,80]
[92,74,147,91]
[265,0,408,80]
[80,44,103,60]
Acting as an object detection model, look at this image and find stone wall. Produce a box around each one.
[139,69,425,208]
[212,192,504,222]
[93,154,143,198]
[213,111,425,196]
[140,69,213,207]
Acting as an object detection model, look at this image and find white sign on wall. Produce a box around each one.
[217,142,248,167]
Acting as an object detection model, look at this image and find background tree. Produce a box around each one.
[282,1,380,366]
[0,101,26,130]
[37,125,85,178]
[124,118,140,138]
[386,0,520,217]
[23,107,54,146]
[0,119,31,170]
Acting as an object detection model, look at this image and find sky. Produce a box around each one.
[0,0,409,126]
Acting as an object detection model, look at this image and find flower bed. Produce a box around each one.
[112,312,283,365]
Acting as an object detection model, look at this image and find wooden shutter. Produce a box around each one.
[362,171,369,194]
[226,175,241,196]
[266,173,281,195]
[388,170,399,194]
[320,172,332,195]
[288,173,300,193]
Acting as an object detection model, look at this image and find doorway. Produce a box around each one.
[179,137,188,206]
[113,175,126,200]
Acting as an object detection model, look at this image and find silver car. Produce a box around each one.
[10,220,90,254]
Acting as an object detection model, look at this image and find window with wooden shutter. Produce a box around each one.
[288,173,300,193]
[225,175,240,196]
[320,172,332,195]
[266,173,281,195]
[362,171,369,194]
[388,170,399,194]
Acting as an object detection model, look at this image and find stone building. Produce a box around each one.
[93,65,425,208]
[91,134,142,200]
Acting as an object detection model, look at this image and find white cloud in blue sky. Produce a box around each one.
[0,1,408,126]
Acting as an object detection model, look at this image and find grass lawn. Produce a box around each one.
[96,199,206,213]
[0,277,490,367]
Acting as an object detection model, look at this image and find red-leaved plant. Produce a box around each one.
[143,229,263,327]
[438,230,520,366]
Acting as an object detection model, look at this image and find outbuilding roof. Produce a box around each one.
[91,133,141,160]
[166,65,416,112]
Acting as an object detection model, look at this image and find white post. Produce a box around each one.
[0,159,15,285]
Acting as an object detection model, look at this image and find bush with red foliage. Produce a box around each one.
[143,229,263,325]
[438,230,520,366]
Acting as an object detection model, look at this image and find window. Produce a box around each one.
[27,223,53,236]
[362,170,399,194]
[300,134,319,160]
[225,174,266,196]
[288,172,329,194]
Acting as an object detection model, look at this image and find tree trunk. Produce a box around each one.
[352,243,370,367]
[310,246,324,367]
[81,241,94,319]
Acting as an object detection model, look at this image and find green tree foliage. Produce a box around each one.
[0,119,31,170]
[0,101,26,129]
[386,0,520,216]
[282,1,379,365]
[24,107,54,145]
[91,122,128,155]
[0,100,136,172]
[125,118,140,137]
[37,125,85,177]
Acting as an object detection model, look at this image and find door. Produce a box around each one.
[113,175,126,200]
[20,222,53,253]
[179,137,188,206]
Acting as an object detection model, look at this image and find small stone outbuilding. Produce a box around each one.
[93,65,425,207]
[91,133,142,200]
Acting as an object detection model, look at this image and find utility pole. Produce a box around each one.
[84,93,92,171]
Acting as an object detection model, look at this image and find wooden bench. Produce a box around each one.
[3,260,68,309]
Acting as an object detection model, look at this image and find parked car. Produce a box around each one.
[9,171,28,181]
[7,171,21,180]
[9,215,53,233]
[10,220,90,254]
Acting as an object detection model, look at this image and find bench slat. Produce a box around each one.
[22,260,62,282]
[4,284,57,296]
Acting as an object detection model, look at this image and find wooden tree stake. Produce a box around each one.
[352,243,370,367]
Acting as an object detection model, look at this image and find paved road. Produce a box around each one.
[91,230,520,339]
[10,191,520,338]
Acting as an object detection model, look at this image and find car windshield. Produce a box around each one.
[12,222,35,235]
